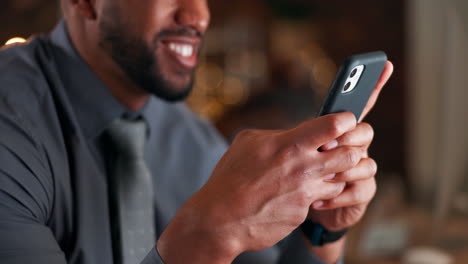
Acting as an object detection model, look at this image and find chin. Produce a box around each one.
[140,61,196,102]
[143,76,194,102]
[171,79,193,94]
[165,72,194,93]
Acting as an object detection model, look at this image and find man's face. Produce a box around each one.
[97,0,210,102]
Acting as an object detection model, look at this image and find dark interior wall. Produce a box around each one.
[0,0,59,44]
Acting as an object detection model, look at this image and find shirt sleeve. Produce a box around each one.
[0,99,66,263]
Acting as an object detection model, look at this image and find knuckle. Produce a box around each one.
[296,190,312,208]
[232,129,256,146]
[314,159,327,174]
[344,147,361,167]
[367,159,378,176]
[285,142,303,156]
[276,142,303,163]
[291,165,321,187]
[325,113,356,138]
[332,182,346,196]
[361,122,375,141]
[292,214,307,227]
[343,111,357,122]
[351,190,365,204]
[320,182,345,200]
[236,129,256,139]
[287,165,306,182]
[326,116,344,138]
[257,137,275,160]
[340,170,351,181]
[354,180,377,204]
[338,132,352,145]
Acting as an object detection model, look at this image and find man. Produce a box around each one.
[0,0,393,263]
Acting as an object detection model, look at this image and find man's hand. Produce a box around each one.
[303,123,377,264]
[308,61,393,231]
[302,61,393,263]
[308,122,377,231]
[157,113,366,264]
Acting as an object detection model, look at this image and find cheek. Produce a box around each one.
[134,1,177,44]
[104,1,167,44]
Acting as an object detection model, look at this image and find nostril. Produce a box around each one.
[174,5,210,33]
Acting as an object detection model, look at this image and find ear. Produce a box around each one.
[70,0,97,20]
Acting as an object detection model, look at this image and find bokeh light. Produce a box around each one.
[5,37,27,46]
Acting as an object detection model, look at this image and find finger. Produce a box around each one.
[321,123,374,151]
[320,139,338,151]
[314,178,377,210]
[316,146,365,175]
[288,112,357,149]
[360,61,394,122]
[337,122,374,147]
[327,158,377,183]
[308,181,346,202]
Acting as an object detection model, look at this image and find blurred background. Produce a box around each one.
[1,0,467,263]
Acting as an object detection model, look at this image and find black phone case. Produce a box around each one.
[317,51,387,120]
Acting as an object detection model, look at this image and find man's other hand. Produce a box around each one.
[308,122,377,231]
[308,60,394,231]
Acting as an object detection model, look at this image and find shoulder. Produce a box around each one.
[0,37,56,139]
[0,37,54,116]
[0,38,49,133]
[0,39,56,224]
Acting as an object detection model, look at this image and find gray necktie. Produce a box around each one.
[107,118,155,264]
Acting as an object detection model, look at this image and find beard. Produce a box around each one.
[97,8,194,102]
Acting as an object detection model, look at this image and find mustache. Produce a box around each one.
[155,27,203,40]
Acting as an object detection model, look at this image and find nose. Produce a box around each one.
[175,0,210,35]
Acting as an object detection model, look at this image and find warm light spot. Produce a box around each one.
[196,62,224,92]
[220,77,247,105]
[5,37,27,46]
[199,100,224,121]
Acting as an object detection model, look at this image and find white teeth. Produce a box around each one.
[168,43,194,57]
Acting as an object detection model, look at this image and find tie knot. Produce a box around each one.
[107,118,148,159]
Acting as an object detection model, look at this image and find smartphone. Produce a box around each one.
[317,51,387,121]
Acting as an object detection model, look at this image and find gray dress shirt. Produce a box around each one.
[0,21,330,264]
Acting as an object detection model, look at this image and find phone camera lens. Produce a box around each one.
[344,82,351,92]
[350,68,358,78]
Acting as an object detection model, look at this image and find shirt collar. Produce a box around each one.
[49,20,157,139]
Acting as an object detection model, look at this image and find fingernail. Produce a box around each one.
[323,174,336,181]
[322,140,338,151]
[313,200,324,209]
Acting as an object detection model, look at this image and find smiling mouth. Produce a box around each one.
[168,43,194,57]
[162,40,200,70]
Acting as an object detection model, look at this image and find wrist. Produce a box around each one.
[300,220,348,246]
[301,232,346,264]
[299,220,348,263]
[157,228,238,264]
[157,195,242,263]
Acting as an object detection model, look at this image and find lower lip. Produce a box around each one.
[162,43,198,70]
